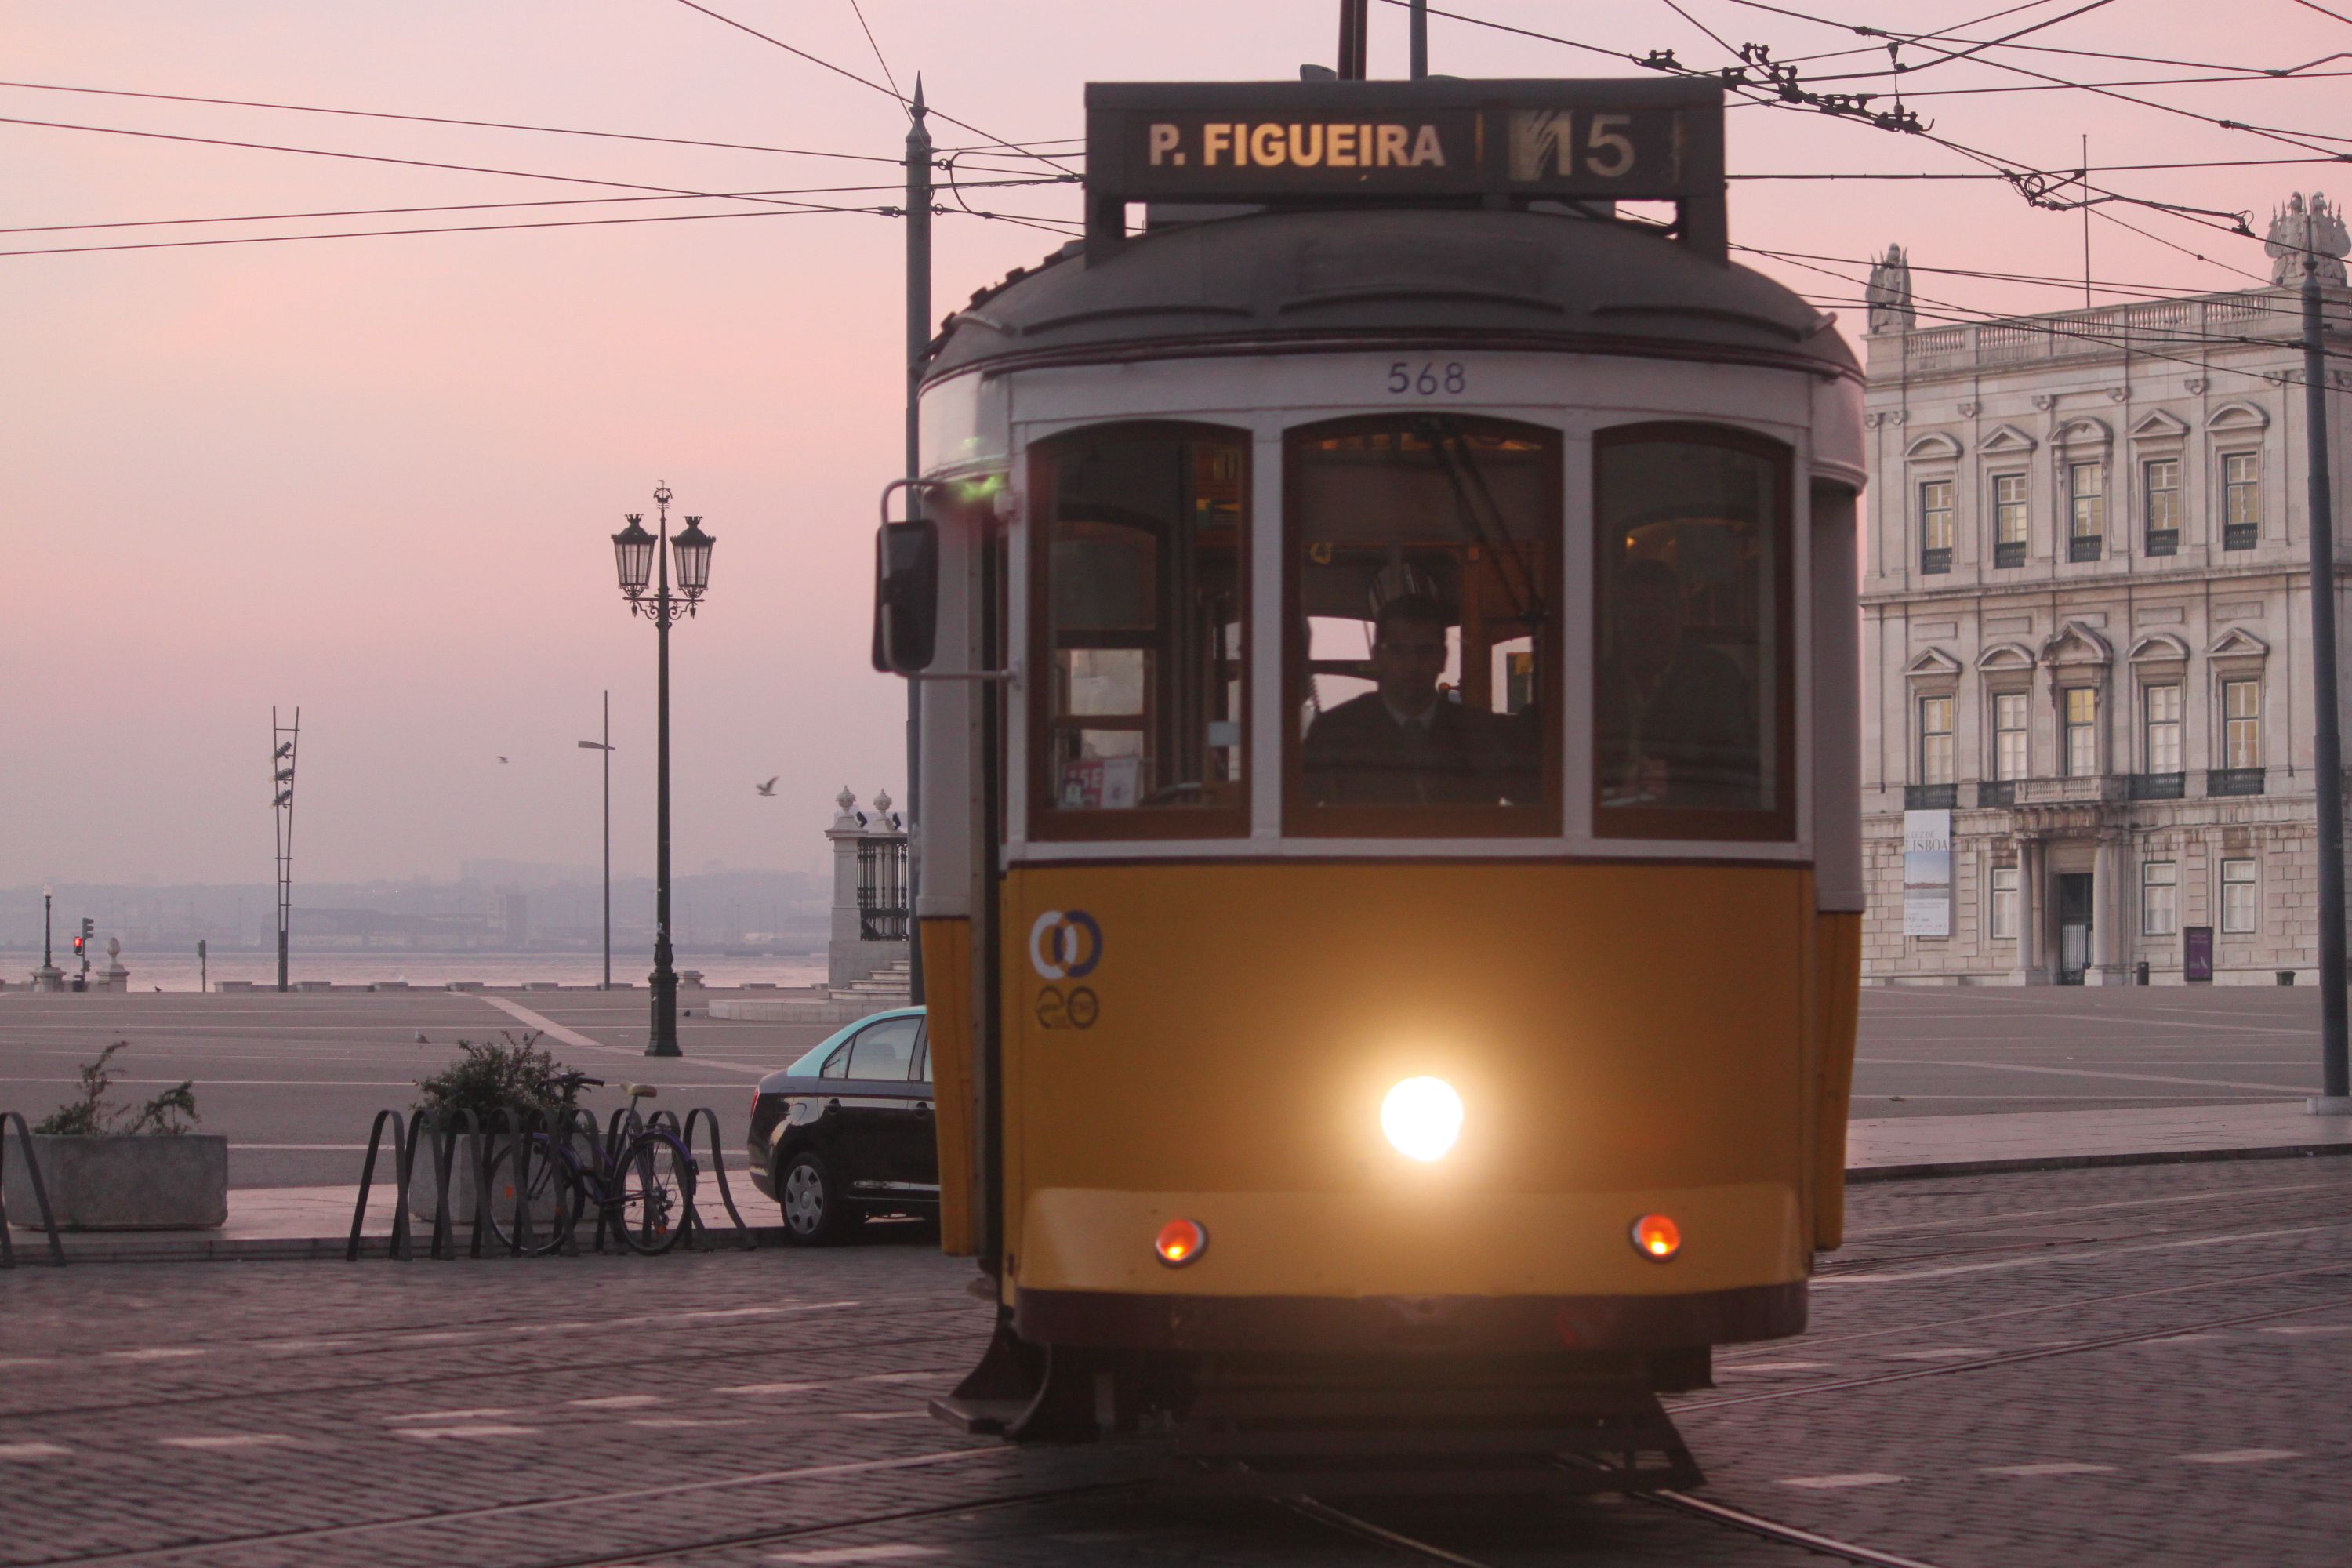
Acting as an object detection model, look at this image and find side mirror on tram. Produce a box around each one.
[872,518,940,673]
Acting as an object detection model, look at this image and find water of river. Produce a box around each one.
[0,949,829,992]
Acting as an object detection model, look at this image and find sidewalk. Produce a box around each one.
[13,1180,782,1263]
[13,1105,2352,1263]
[1847,1100,2352,1181]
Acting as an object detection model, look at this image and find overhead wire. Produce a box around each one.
[0,174,1072,238]
[0,78,907,163]
[666,0,1080,177]
[0,200,898,260]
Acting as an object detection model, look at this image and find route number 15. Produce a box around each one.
[1387,361,1466,396]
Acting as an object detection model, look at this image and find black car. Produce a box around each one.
[746,1007,935,1244]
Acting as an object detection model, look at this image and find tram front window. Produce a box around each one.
[1595,425,1792,840]
[1288,417,1557,836]
[1030,425,1247,838]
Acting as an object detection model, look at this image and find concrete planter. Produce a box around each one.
[5,1134,228,1231]
[403,1134,566,1228]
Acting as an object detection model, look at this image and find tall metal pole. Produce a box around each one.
[1410,0,1428,78]
[905,78,931,1007]
[601,689,612,991]
[2303,255,2351,1108]
[648,489,681,1057]
[42,888,52,971]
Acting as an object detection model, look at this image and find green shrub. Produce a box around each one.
[413,1033,583,1125]
[33,1042,201,1135]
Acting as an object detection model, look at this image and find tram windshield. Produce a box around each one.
[1029,425,1247,837]
[1287,417,1556,836]
[1594,426,1792,839]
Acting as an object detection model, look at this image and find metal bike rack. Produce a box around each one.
[346,1109,416,1261]
[344,1099,744,1261]
[0,1111,66,1268]
[680,1106,753,1250]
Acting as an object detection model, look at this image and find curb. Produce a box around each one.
[17,1222,793,1265]
[1846,1139,2352,1184]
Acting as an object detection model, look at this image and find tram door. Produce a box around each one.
[2056,873,2094,985]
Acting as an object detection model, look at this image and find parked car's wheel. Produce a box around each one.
[777,1150,855,1246]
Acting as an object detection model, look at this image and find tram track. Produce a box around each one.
[1287,1486,1958,1568]
[1685,1281,2352,1414]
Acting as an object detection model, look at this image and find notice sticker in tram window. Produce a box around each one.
[1058,756,1141,810]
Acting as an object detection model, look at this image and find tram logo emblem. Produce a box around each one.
[1029,909,1102,981]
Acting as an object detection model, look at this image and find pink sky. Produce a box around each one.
[5,0,2341,884]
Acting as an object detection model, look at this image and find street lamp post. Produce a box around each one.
[34,885,60,990]
[610,484,714,1058]
[578,691,614,992]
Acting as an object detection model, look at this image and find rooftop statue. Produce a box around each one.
[1865,243,1916,333]
[2267,191,2351,286]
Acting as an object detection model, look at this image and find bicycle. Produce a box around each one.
[483,1076,697,1256]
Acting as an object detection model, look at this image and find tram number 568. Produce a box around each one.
[1386,361,1467,397]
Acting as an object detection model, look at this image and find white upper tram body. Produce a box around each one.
[899,78,1864,913]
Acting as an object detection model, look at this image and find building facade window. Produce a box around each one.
[2063,686,2100,775]
[2142,860,2177,937]
[2068,461,2104,562]
[1994,691,2029,780]
[2222,858,2258,934]
[1993,473,2028,568]
[1918,479,1954,574]
[1990,865,2019,939]
[2224,679,2261,768]
[1918,694,1955,785]
[2144,684,2183,773]
[2223,452,2260,550]
[2143,457,2180,556]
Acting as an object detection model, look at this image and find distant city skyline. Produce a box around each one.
[7,3,2333,884]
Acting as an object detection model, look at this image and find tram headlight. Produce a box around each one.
[1380,1076,1463,1162]
[1155,1218,1207,1266]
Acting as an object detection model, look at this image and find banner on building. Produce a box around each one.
[1902,808,1954,937]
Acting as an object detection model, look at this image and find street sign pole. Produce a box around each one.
[2303,253,2352,1112]
[905,78,931,1007]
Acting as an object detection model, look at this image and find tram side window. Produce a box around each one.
[1030,426,1247,837]
[1595,426,1793,840]
[1287,416,1558,836]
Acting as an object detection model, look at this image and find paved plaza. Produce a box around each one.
[1,1157,2346,1566]
[0,988,2341,1197]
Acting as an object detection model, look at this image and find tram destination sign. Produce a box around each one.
[1084,79,1725,255]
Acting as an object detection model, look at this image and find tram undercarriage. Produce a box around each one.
[935,1322,1712,1495]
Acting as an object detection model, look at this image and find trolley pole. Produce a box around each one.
[2303,252,2352,1111]
[904,77,931,1006]
[1409,0,1428,79]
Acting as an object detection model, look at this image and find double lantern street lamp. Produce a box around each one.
[610,484,714,1058]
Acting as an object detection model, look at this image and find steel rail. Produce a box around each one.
[1639,1489,1955,1568]
[0,1327,989,1423]
[554,1477,1152,1568]
[1725,1254,2352,1361]
[1683,1281,2352,1414]
[16,1446,1016,1566]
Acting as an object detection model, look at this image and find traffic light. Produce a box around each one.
[75,917,93,965]
[79,917,93,944]
[71,935,85,959]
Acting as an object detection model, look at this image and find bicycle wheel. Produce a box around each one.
[612,1131,696,1255]
[485,1137,581,1256]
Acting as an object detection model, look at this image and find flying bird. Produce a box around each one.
[755,777,778,796]
[498,756,510,764]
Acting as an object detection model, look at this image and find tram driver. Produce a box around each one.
[1597,557,1758,809]
[1302,595,1531,807]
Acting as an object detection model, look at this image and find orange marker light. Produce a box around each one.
[1630,1214,1681,1261]
[1154,1218,1207,1267]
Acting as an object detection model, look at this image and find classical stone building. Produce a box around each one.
[1860,201,2352,984]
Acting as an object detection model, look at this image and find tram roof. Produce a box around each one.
[924,206,1860,387]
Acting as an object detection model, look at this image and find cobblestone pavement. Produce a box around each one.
[3,1158,2347,1567]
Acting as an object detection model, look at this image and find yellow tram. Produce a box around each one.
[873,77,1864,1490]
